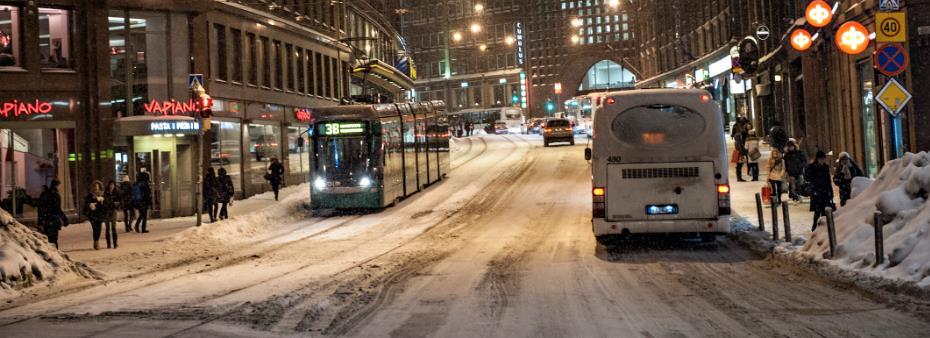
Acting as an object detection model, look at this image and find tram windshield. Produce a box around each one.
[316,136,370,174]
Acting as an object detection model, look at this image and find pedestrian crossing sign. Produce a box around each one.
[876,78,911,117]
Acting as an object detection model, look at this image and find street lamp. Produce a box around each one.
[607,0,620,8]
[479,44,488,52]
[571,18,583,28]
[504,35,515,45]
[452,31,463,42]
[474,3,484,13]
[470,22,482,34]
[570,35,580,45]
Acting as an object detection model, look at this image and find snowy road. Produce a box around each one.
[1,135,928,337]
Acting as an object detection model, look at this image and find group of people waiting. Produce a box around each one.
[731,117,865,231]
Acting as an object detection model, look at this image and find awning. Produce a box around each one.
[115,115,201,137]
[352,59,415,91]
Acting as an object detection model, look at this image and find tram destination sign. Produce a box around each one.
[320,122,366,136]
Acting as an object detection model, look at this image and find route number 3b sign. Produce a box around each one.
[877,11,907,43]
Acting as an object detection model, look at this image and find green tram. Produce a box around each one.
[308,101,450,210]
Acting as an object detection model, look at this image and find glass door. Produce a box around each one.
[858,60,879,177]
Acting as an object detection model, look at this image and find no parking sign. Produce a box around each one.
[874,44,909,77]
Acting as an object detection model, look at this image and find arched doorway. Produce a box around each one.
[578,60,636,92]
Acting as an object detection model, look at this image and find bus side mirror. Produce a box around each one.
[584,148,592,161]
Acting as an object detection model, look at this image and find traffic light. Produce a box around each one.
[198,93,213,118]
[546,101,555,112]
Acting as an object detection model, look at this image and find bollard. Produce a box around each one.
[755,192,765,232]
[771,198,780,242]
[873,211,884,266]
[825,207,837,259]
[782,201,792,243]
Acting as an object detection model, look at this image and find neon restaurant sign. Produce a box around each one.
[1,99,53,118]
[143,99,199,115]
[294,108,313,122]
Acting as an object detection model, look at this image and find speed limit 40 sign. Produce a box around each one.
[876,11,907,43]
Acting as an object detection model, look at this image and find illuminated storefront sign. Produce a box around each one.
[515,21,525,66]
[149,121,201,133]
[836,21,870,55]
[791,28,813,52]
[294,108,313,122]
[806,0,833,28]
[519,71,528,109]
[143,99,199,116]
[0,99,53,118]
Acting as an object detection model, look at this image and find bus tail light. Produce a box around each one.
[717,184,731,215]
[605,97,616,105]
[593,187,605,197]
[593,187,605,218]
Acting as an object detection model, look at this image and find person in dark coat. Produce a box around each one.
[834,152,864,207]
[103,180,119,249]
[731,116,751,181]
[118,176,134,232]
[805,151,834,232]
[37,179,67,248]
[203,167,218,223]
[84,180,106,250]
[132,171,153,233]
[217,168,235,220]
[769,121,789,153]
[266,158,285,201]
[783,140,808,202]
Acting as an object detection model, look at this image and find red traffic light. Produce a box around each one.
[198,94,213,118]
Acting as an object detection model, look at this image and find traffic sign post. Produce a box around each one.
[188,74,204,89]
[879,0,900,12]
[756,26,770,41]
[876,78,912,117]
[874,44,909,77]
[876,11,907,43]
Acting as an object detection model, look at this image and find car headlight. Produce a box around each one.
[359,177,371,187]
[313,177,327,190]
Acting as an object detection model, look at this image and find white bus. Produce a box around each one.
[586,89,730,245]
[565,93,609,136]
[447,107,525,135]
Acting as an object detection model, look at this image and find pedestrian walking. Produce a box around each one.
[465,121,474,137]
[265,158,285,201]
[806,151,835,231]
[103,180,119,249]
[118,176,134,232]
[132,171,152,233]
[834,152,864,206]
[203,167,218,223]
[767,148,787,203]
[745,131,761,181]
[37,179,67,248]
[732,116,750,181]
[783,139,808,202]
[217,168,235,220]
[84,180,106,250]
[769,121,789,153]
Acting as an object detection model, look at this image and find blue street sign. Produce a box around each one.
[188,74,204,89]
[874,44,908,77]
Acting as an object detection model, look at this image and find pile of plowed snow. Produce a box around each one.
[803,151,930,287]
[0,210,99,298]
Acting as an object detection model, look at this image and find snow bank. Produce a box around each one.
[0,210,99,298]
[170,184,312,244]
[802,151,930,287]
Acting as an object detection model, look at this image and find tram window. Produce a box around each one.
[316,137,369,171]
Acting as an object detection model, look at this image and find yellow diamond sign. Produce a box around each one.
[876,78,911,116]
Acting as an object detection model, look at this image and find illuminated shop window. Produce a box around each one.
[0,4,22,68]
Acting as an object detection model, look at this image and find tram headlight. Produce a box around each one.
[314,177,327,190]
[359,177,372,187]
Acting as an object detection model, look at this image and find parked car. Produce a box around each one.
[543,118,574,147]
[494,121,510,134]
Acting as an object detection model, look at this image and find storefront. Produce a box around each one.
[0,96,80,220]
[286,107,312,186]
[245,103,284,196]
[114,115,200,218]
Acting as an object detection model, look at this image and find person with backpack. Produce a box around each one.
[217,168,235,220]
[37,179,67,248]
[203,167,218,223]
[744,131,761,181]
[84,180,106,250]
[118,175,134,232]
[132,171,152,233]
[767,148,787,204]
[265,158,285,201]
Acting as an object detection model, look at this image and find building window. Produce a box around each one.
[285,43,294,91]
[324,56,332,98]
[209,120,242,196]
[287,126,310,174]
[0,4,22,68]
[1,129,78,217]
[248,123,281,185]
[38,7,72,69]
[230,28,242,83]
[315,52,324,97]
[246,33,257,85]
[261,36,270,87]
[273,40,283,89]
[330,56,338,98]
[296,47,305,93]
[307,51,316,95]
[213,24,227,81]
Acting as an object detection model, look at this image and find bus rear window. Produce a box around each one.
[611,105,706,146]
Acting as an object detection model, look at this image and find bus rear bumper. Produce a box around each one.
[592,217,731,236]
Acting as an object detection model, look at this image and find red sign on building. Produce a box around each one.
[143,99,199,116]
[0,99,54,118]
[294,108,313,122]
